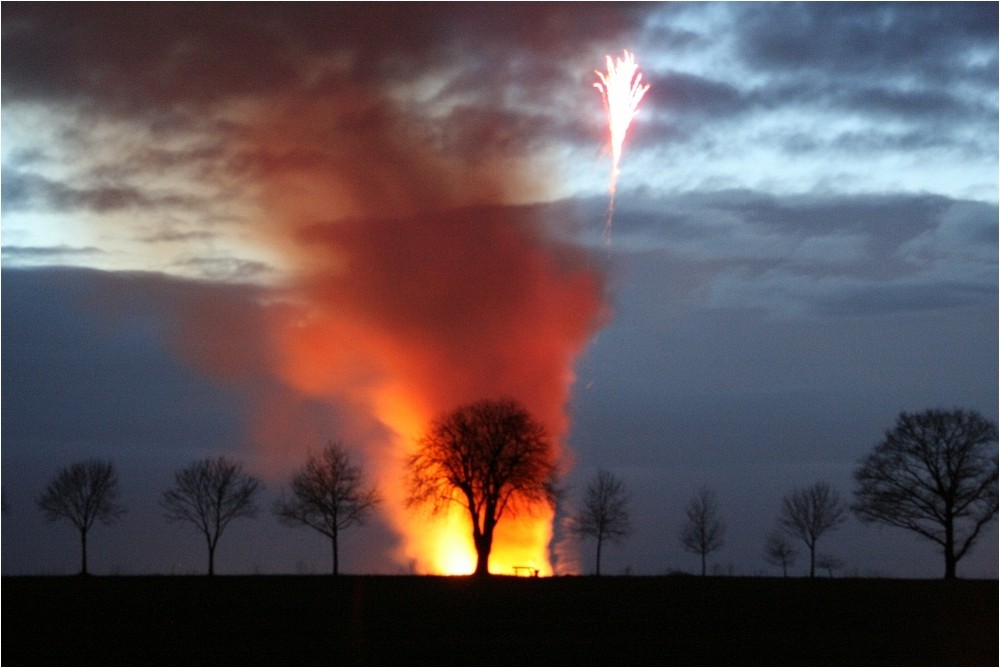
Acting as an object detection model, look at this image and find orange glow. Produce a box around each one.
[224,90,606,575]
[265,244,597,574]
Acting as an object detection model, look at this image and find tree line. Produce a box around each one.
[37,447,380,577]
[35,404,997,579]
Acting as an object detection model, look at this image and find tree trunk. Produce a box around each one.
[595,534,603,576]
[473,531,493,577]
[332,532,340,576]
[809,544,815,578]
[79,528,88,576]
[944,517,956,579]
[701,551,706,576]
[208,541,216,576]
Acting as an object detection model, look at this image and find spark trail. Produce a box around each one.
[594,49,650,240]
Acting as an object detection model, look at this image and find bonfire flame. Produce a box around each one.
[184,77,607,578]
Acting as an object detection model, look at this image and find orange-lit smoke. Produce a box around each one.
[238,88,607,575]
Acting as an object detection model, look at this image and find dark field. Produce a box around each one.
[3,575,996,666]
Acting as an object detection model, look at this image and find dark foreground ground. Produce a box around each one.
[3,575,996,666]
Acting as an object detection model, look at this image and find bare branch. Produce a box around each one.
[160,456,262,576]
[36,459,126,575]
[570,470,631,575]
[852,408,998,579]
[763,531,798,577]
[679,486,725,576]
[273,442,381,574]
[778,481,847,578]
[406,398,557,576]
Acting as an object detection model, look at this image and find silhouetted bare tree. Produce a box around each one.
[161,456,262,576]
[407,398,557,577]
[679,486,725,576]
[37,459,126,575]
[274,442,381,575]
[816,553,843,578]
[763,531,798,577]
[853,408,998,579]
[778,481,847,577]
[571,469,631,575]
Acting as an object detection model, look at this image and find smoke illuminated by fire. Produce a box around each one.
[594,50,651,237]
[233,89,607,575]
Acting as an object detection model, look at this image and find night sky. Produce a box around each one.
[3,2,997,578]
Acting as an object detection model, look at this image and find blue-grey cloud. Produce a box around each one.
[595,190,996,319]
[736,3,997,81]
[169,256,275,282]
[1,169,200,214]
[2,244,105,260]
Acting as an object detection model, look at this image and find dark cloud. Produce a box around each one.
[842,85,992,123]
[782,129,982,157]
[1,267,251,450]
[169,256,274,282]
[737,3,997,80]
[645,72,748,118]
[138,229,217,244]
[2,244,105,260]
[434,106,563,161]
[1,2,654,191]
[617,190,985,249]
[600,190,997,319]
[1,169,201,214]
[2,3,650,111]
[629,3,998,162]
[0,265,381,478]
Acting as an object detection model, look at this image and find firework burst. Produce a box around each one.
[594,49,650,239]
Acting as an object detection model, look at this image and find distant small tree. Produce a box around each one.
[161,456,262,576]
[853,408,998,579]
[679,486,725,576]
[407,398,557,577]
[37,459,126,575]
[571,469,631,575]
[816,554,843,578]
[763,531,798,577]
[778,481,847,578]
[274,442,381,575]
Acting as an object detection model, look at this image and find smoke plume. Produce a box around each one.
[233,87,608,573]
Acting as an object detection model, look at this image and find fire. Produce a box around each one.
[359,365,560,575]
[594,49,650,236]
[215,88,606,576]
[266,212,599,575]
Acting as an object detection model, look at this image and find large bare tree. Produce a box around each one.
[853,408,998,579]
[407,398,557,577]
[679,486,725,576]
[778,481,847,577]
[571,469,631,575]
[161,456,262,575]
[37,458,126,575]
[274,442,381,575]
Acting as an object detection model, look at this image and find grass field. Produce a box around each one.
[3,575,996,665]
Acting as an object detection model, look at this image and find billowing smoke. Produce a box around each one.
[5,0,619,571]
[228,89,608,573]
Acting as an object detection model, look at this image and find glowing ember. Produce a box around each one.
[594,49,650,238]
